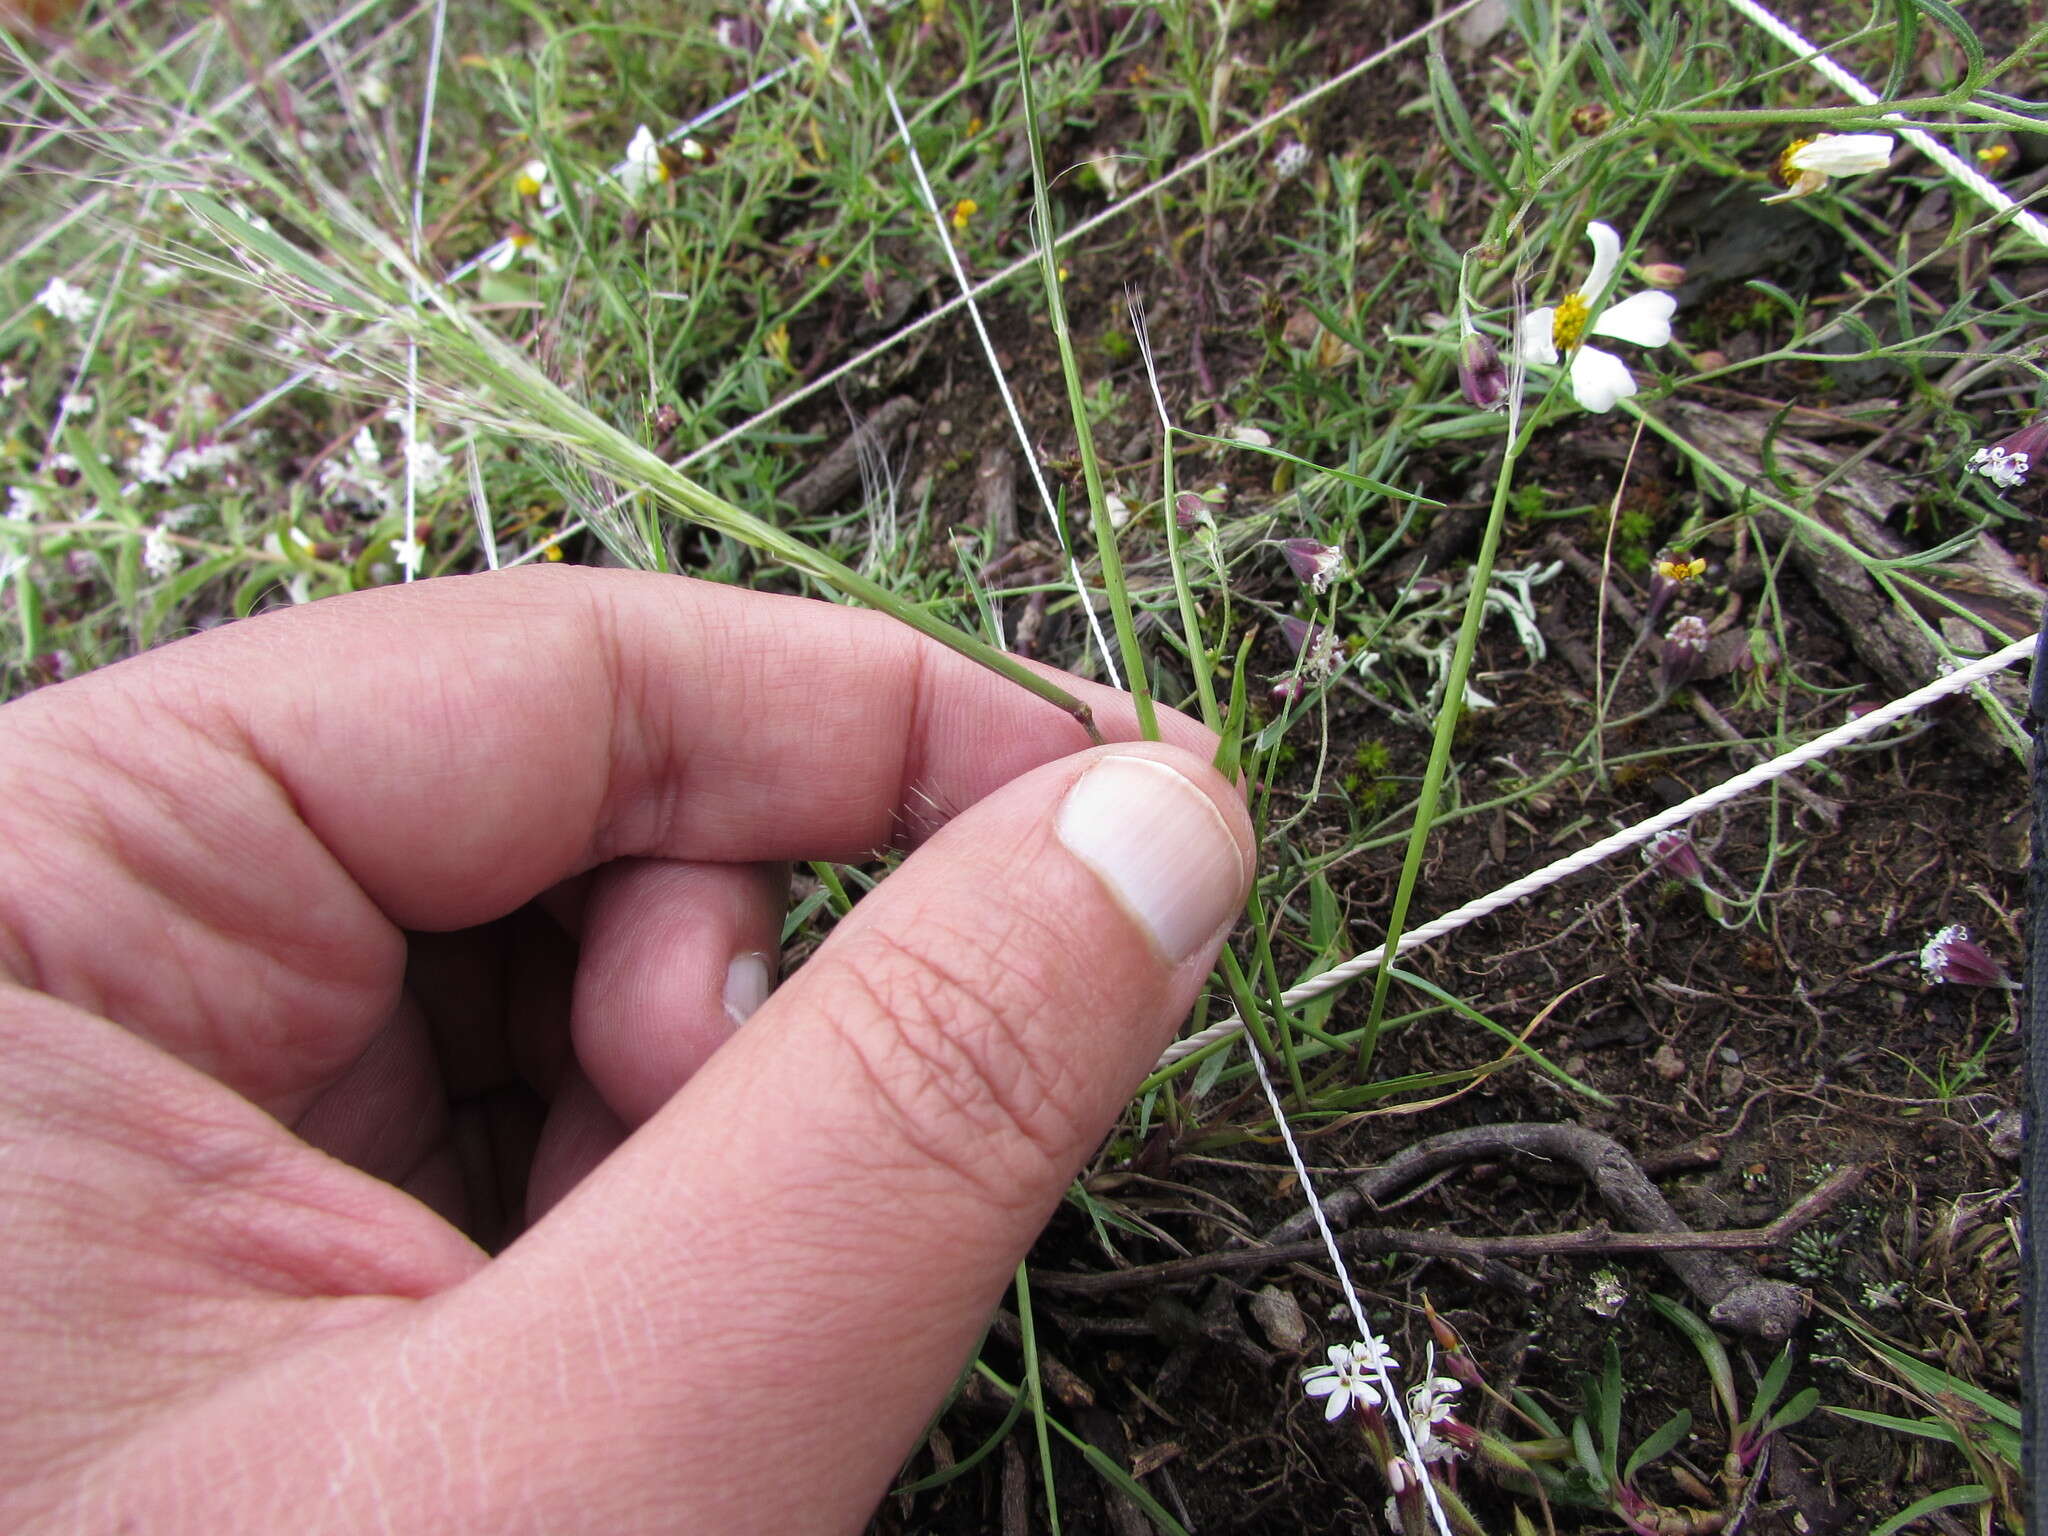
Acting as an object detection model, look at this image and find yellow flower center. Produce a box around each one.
[515,171,544,197]
[1774,137,1815,188]
[1551,292,1591,350]
[1654,555,1706,583]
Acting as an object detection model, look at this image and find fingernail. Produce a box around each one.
[723,951,773,1025]
[1056,754,1245,963]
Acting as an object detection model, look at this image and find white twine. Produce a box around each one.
[1158,633,2037,1071]
[1244,1037,1456,1535]
[1721,0,2048,249]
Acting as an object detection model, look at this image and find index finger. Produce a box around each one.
[0,567,1207,1108]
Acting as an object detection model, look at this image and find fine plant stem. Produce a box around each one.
[1010,0,1157,740]
[1013,1263,1061,1536]
[1358,399,1545,1062]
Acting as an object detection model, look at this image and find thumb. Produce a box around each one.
[422,744,1249,1530]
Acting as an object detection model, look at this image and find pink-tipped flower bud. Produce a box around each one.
[1643,828,1703,884]
[1457,327,1507,411]
[1919,924,2012,988]
[1659,615,1710,693]
[1639,262,1686,289]
[1279,538,1345,594]
[1175,491,1212,529]
[1964,417,2048,496]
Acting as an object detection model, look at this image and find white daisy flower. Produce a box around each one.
[1518,221,1677,414]
[486,229,550,271]
[619,125,670,196]
[1764,133,1895,203]
[390,534,426,577]
[515,158,560,212]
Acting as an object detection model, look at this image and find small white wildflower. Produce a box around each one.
[7,485,39,521]
[141,526,180,578]
[1104,492,1135,530]
[1969,446,2028,489]
[319,426,393,510]
[137,261,181,291]
[35,277,99,325]
[1272,139,1312,181]
[1964,421,2046,493]
[390,534,426,577]
[126,417,172,484]
[403,438,453,493]
[358,73,390,109]
[1518,221,1678,413]
[59,391,95,418]
[1765,133,1895,203]
[1226,422,1274,447]
[1301,1339,1396,1421]
[0,367,24,399]
[163,440,240,483]
[619,124,670,196]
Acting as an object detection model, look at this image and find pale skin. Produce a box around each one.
[0,567,1253,1533]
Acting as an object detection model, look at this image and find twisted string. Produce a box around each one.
[1159,634,2036,1071]
[1721,0,2048,249]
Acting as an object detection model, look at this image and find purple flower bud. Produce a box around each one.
[1175,491,1211,529]
[1457,327,1507,411]
[711,14,763,51]
[1964,417,2048,495]
[1919,924,2011,987]
[1279,616,1323,657]
[1659,615,1710,692]
[1269,676,1306,704]
[1643,829,1703,883]
[1279,538,1344,594]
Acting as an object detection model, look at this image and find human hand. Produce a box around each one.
[0,567,1251,1533]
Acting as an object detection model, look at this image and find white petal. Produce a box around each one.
[627,124,659,164]
[1582,221,1623,299]
[1790,133,1894,175]
[1518,307,1559,366]
[486,241,516,271]
[1324,1390,1351,1421]
[1590,289,1676,348]
[1304,1376,1337,1397]
[1570,346,1638,413]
